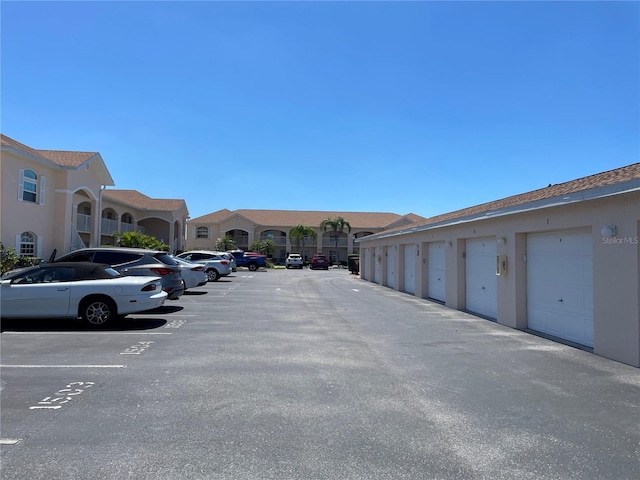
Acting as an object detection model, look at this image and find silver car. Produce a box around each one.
[175,251,232,282]
[53,247,184,299]
[173,257,207,291]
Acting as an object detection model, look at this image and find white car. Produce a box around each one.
[285,253,304,269]
[173,257,207,290]
[0,262,167,328]
[176,251,232,282]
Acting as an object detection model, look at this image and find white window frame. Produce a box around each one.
[196,226,209,239]
[16,231,35,257]
[18,169,45,205]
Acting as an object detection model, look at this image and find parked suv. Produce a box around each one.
[310,254,329,270]
[53,247,184,299]
[175,251,232,282]
[285,254,303,269]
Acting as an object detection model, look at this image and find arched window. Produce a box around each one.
[19,232,36,256]
[20,169,38,203]
[196,226,209,239]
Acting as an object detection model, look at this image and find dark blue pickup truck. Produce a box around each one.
[227,250,267,271]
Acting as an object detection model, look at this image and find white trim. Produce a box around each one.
[39,175,46,205]
[18,169,24,201]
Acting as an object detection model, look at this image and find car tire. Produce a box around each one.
[248,263,258,272]
[80,296,115,328]
[207,269,220,282]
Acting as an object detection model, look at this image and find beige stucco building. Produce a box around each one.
[1,134,189,258]
[187,209,426,264]
[356,163,640,367]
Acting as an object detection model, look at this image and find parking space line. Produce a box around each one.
[1,332,172,335]
[0,364,127,368]
[0,439,22,445]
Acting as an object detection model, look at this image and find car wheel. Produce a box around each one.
[80,296,115,328]
[181,279,187,292]
[207,269,220,282]
[248,263,258,272]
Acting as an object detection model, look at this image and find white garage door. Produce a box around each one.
[465,237,497,319]
[385,247,395,288]
[374,247,381,284]
[362,248,370,281]
[527,229,593,347]
[404,244,416,294]
[427,241,446,302]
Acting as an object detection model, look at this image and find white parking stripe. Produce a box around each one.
[1,332,172,335]
[0,365,127,368]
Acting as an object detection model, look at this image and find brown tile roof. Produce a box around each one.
[103,189,187,212]
[1,134,98,167]
[384,162,640,235]
[191,209,426,229]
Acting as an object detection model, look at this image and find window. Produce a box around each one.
[19,232,36,256]
[196,226,209,239]
[18,169,38,203]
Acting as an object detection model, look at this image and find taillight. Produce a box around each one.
[220,260,228,265]
[150,268,175,276]
[141,283,158,292]
[192,266,204,272]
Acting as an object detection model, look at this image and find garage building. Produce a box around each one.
[356,163,640,367]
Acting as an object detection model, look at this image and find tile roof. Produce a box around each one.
[1,134,98,167]
[385,162,640,234]
[102,189,187,212]
[191,209,426,229]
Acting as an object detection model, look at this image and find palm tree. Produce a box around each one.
[289,225,317,256]
[215,235,236,252]
[320,216,351,265]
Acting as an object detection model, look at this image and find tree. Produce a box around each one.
[249,239,276,256]
[118,231,169,251]
[289,225,317,254]
[320,216,351,265]
[215,235,236,252]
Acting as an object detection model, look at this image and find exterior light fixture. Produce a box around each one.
[601,225,617,237]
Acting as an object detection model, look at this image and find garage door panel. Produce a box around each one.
[404,245,416,294]
[527,229,593,347]
[465,237,497,319]
[428,242,446,302]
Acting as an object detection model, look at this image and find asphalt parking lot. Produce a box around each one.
[1,268,639,480]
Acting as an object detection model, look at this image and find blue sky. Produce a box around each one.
[2,1,638,220]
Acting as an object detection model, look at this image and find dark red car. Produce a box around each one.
[310,254,329,270]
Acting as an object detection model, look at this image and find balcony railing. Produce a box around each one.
[76,214,92,233]
[260,236,287,246]
[101,218,119,235]
[121,223,135,233]
[322,237,348,247]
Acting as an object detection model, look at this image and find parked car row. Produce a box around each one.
[0,247,257,329]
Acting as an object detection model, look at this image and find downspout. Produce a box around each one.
[98,185,104,246]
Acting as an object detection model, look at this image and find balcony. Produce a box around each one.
[101,218,119,236]
[260,236,287,246]
[322,237,348,247]
[76,213,92,233]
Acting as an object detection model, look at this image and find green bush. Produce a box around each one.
[0,243,40,275]
[1,243,18,274]
[118,231,169,251]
